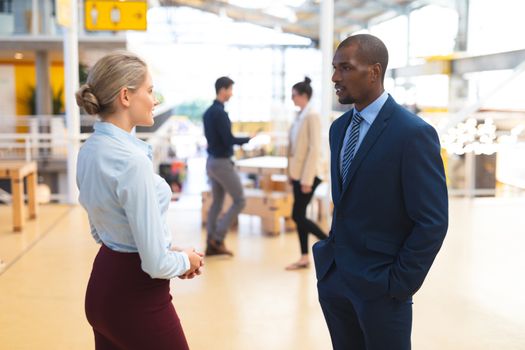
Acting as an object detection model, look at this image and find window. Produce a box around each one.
[0,0,12,13]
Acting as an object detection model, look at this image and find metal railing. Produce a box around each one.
[0,114,202,169]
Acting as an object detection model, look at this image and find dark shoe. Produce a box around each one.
[206,240,234,257]
[205,244,222,256]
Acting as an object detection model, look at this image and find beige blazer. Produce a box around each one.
[287,110,323,186]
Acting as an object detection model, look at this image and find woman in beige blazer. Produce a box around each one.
[286,77,328,270]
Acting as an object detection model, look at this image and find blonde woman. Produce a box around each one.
[286,77,328,270]
[76,51,203,349]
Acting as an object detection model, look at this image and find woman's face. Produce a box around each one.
[128,71,159,127]
[291,89,308,109]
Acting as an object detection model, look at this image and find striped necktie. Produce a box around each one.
[341,111,364,186]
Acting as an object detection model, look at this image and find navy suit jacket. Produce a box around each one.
[313,95,448,301]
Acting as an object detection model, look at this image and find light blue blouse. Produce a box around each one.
[77,121,190,279]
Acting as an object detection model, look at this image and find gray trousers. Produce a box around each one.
[206,157,246,242]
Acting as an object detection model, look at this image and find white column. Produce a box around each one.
[406,9,411,66]
[320,0,334,226]
[320,0,334,129]
[64,0,80,204]
[31,0,38,34]
[35,50,51,115]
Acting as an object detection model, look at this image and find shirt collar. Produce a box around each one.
[354,90,389,125]
[213,99,225,109]
[297,102,311,120]
[94,121,153,160]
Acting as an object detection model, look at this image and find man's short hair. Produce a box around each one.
[215,76,234,94]
[339,34,389,82]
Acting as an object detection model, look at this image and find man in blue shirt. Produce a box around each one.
[203,77,251,256]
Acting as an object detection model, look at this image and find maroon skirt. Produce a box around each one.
[85,244,189,350]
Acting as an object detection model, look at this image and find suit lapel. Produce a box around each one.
[339,96,395,197]
[331,110,353,206]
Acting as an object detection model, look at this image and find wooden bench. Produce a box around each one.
[242,188,293,235]
[201,188,294,235]
[0,161,38,232]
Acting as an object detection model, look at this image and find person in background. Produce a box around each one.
[203,76,251,256]
[285,77,328,270]
[313,34,448,350]
[76,51,203,350]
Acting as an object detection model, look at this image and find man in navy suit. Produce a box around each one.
[313,34,448,350]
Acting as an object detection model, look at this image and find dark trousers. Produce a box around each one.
[85,245,189,350]
[318,264,413,350]
[291,177,328,254]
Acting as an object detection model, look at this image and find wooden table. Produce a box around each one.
[235,156,288,191]
[235,156,295,235]
[0,161,38,232]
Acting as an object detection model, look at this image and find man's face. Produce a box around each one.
[222,85,233,102]
[331,44,373,105]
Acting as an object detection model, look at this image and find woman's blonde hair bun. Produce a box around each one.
[75,84,101,115]
[74,51,148,117]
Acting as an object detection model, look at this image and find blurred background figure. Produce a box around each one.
[203,76,251,256]
[286,77,328,270]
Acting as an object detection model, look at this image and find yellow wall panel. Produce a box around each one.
[14,62,65,117]
[50,65,65,114]
[14,64,35,116]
